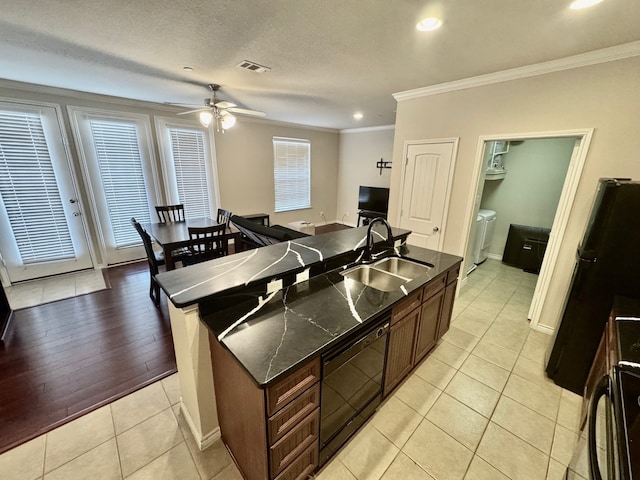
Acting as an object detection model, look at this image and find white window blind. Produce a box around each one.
[0,110,75,264]
[168,128,211,218]
[89,119,151,248]
[273,137,310,212]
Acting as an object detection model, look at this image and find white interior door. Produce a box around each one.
[399,141,456,249]
[0,102,93,282]
[69,108,159,265]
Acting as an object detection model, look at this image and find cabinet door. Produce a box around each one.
[414,289,444,363]
[437,282,456,340]
[384,308,419,397]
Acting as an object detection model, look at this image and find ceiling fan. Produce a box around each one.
[177,83,266,131]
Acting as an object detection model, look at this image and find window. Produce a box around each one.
[273,137,310,212]
[156,118,218,221]
[89,119,152,248]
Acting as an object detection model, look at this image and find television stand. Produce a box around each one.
[357,210,387,227]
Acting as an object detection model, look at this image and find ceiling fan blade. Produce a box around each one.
[215,101,237,109]
[227,107,266,117]
[177,107,209,115]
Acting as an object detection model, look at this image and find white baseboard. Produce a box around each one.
[180,402,221,451]
[486,253,502,261]
[532,323,554,335]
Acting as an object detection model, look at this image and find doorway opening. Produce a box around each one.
[461,129,593,332]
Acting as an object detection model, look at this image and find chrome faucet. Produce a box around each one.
[364,218,394,262]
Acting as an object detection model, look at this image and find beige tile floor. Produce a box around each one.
[4,269,107,309]
[0,259,584,480]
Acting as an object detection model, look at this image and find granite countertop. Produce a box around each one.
[201,244,462,387]
[156,225,411,308]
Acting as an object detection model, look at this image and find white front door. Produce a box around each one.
[399,141,456,250]
[0,102,93,282]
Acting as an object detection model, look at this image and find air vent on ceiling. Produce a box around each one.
[236,60,271,73]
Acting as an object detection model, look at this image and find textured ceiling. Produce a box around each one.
[0,0,639,129]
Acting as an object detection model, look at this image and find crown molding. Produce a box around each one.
[236,115,338,133]
[339,125,395,134]
[394,41,640,101]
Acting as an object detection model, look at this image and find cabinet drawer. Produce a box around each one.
[391,289,422,325]
[270,408,319,478]
[446,264,460,285]
[268,383,320,445]
[267,357,320,416]
[273,441,318,480]
[422,273,446,301]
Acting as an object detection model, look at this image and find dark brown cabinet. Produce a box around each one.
[384,307,419,395]
[415,289,444,363]
[210,336,320,480]
[384,263,460,398]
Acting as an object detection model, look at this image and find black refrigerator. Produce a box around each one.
[546,178,640,395]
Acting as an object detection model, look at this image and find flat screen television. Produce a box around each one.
[358,186,389,214]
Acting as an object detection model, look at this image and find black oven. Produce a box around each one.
[319,313,390,465]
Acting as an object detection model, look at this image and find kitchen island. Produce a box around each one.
[157,225,462,479]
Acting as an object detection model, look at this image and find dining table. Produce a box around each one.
[141,217,241,271]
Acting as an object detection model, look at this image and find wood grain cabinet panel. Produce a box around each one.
[391,289,422,325]
[274,442,319,480]
[414,289,444,363]
[267,358,320,416]
[384,308,419,396]
[268,384,320,445]
[437,282,456,339]
[269,408,319,478]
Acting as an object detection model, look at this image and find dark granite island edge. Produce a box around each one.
[156,225,412,308]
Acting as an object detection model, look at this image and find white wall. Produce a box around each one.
[336,127,394,226]
[214,119,339,227]
[389,56,640,330]
[481,138,574,257]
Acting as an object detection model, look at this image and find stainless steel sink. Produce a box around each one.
[341,266,408,292]
[373,257,432,279]
[340,257,433,291]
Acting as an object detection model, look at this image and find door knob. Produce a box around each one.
[433,226,439,232]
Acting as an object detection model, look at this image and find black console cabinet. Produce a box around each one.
[357,210,387,227]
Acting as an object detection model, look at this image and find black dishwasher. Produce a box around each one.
[319,313,390,465]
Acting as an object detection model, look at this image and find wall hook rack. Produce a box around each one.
[376,158,392,175]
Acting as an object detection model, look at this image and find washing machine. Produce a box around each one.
[474,209,497,265]
[471,214,485,268]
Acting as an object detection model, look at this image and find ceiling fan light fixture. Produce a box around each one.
[220,112,237,130]
[416,17,443,32]
[569,0,603,9]
[199,111,213,127]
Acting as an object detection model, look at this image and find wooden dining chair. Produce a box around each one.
[217,208,232,228]
[131,217,165,306]
[155,204,185,223]
[182,224,228,266]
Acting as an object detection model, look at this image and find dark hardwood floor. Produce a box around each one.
[0,261,176,455]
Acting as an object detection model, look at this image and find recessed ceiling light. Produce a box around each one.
[183,66,193,71]
[353,113,363,120]
[569,0,604,9]
[416,17,443,32]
